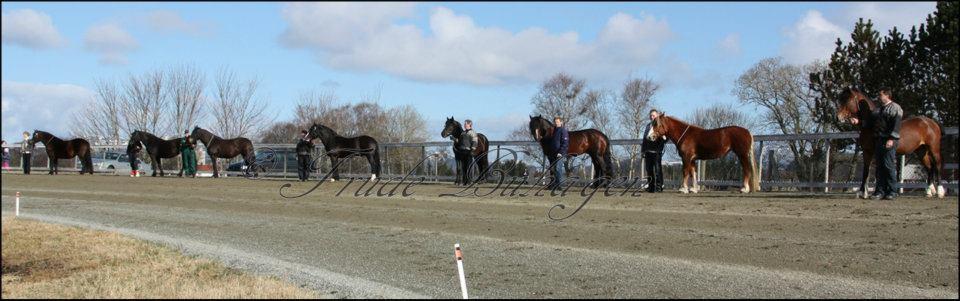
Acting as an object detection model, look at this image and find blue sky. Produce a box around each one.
[1,2,937,142]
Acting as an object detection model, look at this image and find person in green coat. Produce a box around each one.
[180,130,197,178]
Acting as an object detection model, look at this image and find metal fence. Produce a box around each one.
[3,127,957,194]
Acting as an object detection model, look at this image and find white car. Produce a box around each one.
[97,152,152,176]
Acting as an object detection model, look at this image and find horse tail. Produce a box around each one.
[477,134,490,179]
[600,131,615,178]
[748,133,760,192]
[373,144,382,177]
[82,140,94,174]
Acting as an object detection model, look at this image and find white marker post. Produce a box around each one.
[455,243,468,299]
[15,191,21,217]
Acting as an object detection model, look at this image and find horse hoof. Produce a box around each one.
[329,178,336,182]
[937,186,946,198]
[679,188,689,194]
[740,187,750,193]
[370,174,377,180]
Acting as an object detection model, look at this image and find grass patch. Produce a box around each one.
[1,217,318,298]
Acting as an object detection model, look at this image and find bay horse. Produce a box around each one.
[128,130,183,177]
[306,123,381,181]
[646,115,759,193]
[29,130,94,175]
[528,115,614,187]
[190,126,255,178]
[836,87,945,198]
[441,117,491,185]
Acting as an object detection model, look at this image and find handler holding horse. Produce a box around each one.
[836,87,945,199]
[646,114,759,193]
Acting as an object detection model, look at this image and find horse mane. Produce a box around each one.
[34,130,64,144]
[662,115,703,131]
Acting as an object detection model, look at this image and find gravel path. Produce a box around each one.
[2,174,956,298]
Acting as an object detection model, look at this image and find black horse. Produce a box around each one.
[528,115,614,187]
[29,130,94,175]
[128,130,183,177]
[190,126,255,178]
[441,117,490,185]
[306,123,381,181]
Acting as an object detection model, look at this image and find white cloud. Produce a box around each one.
[84,23,139,65]
[1,9,66,49]
[780,10,845,65]
[1,81,94,141]
[717,33,741,57]
[279,3,673,85]
[842,2,936,34]
[780,3,936,65]
[144,10,209,36]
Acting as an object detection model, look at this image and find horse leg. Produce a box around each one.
[157,157,164,177]
[212,158,219,178]
[690,160,700,194]
[860,151,873,199]
[737,150,752,193]
[330,156,339,182]
[365,154,377,180]
[930,145,945,198]
[679,158,691,193]
[918,148,935,198]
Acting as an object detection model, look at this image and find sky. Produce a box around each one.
[1,2,938,142]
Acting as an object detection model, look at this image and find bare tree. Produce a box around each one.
[71,79,124,145]
[120,69,168,136]
[616,77,659,178]
[260,121,300,144]
[734,57,829,183]
[208,67,273,138]
[530,72,591,130]
[167,64,205,136]
[293,89,338,129]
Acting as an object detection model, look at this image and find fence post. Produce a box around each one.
[420,145,426,176]
[283,152,287,179]
[757,141,764,186]
[899,154,905,194]
[824,141,831,193]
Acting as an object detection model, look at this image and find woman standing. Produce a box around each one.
[179,130,197,178]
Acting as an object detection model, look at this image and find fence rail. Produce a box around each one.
[3,127,957,194]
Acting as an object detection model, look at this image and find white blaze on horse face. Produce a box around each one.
[646,126,658,141]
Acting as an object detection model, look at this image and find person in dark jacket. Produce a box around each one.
[549,116,570,190]
[871,88,903,200]
[642,109,667,192]
[127,142,142,177]
[456,119,479,185]
[21,131,32,175]
[296,130,314,182]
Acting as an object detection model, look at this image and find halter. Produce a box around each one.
[675,124,691,145]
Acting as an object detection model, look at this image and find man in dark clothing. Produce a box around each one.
[549,116,570,190]
[22,131,32,175]
[872,88,903,200]
[296,130,314,182]
[642,109,667,192]
[455,120,479,185]
[179,130,197,177]
[127,142,142,177]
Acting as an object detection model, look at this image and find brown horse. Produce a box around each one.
[528,115,614,187]
[29,130,94,175]
[191,126,255,178]
[647,115,758,193]
[836,87,945,198]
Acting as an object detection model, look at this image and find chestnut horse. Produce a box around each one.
[647,115,759,193]
[528,115,614,187]
[836,87,945,198]
[29,130,94,175]
[441,117,490,185]
[191,126,255,178]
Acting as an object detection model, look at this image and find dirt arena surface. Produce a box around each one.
[1,173,957,298]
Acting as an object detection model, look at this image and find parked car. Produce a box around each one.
[226,150,300,173]
[97,153,153,175]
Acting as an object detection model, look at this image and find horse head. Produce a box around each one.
[836,86,875,126]
[441,117,461,139]
[307,123,335,143]
[528,115,553,142]
[647,115,668,141]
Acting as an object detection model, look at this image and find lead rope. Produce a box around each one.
[675,124,691,145]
